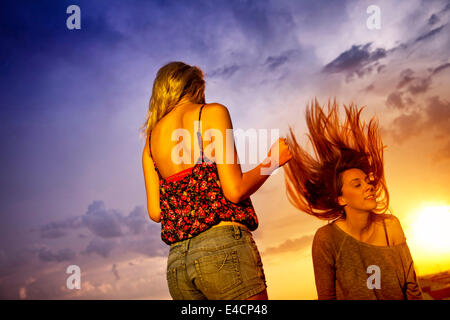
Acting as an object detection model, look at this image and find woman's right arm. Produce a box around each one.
[205,103,291,204]
[142,136,161,222]
[311,229,337,300]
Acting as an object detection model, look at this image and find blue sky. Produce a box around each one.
[1,0,449,299]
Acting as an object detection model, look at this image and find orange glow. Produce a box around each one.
[408,205,450,252]
[403,203,450,275]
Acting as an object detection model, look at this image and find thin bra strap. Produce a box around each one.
[382,218,390,246]
[148,131,160,175]
[196,104,205,163]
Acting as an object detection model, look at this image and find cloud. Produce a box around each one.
[82,201,124,238]
[125,206,149,235]
[38,247,76,262]
[385,96,450,150]
[81,238,117,258]
[408,77,432,95]
[386,91,406,110]
[415,24,446,42]
[38,216,84,239]
[388,111,424,143]
[397,69,415,89]
[431,62,450,76]
[263,235,313,256]
[322,42,386,80]
[385,59,450,114]
[208,65,240,79]
[428,14,440,26]
[425,96,450,133]
[264,50,299,71]
[112,264,120,280]
[0,246,38,277]
[31,201,168,260]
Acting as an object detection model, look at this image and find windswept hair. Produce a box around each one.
[284,98,389,221]
[139,61,206,138]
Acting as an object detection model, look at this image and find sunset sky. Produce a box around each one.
[0,0,449,299]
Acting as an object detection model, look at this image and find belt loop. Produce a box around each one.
[233,224,241,240]
[185,238,191,252]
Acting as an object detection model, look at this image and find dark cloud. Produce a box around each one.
[82,201,124,238]
[32,201,167,259]
[122,235,168,258]
[408,77,432,95]
[387,62,449,112]
[263,235,313,255]
[38,216,83,239]
[431,62,450,76]
[386,91,406,110]
[322,43,386,80]
[0,247,37,277]
[397,69,415,89]
[425,96,450,133]
[428,14,440,26]
[40,229,66,239]
[125,206,148,235]
[112,263,120,280]
[415,24,446,43]
[377,65,386,73]
[265,55,289,71]
[388,111,424,143]
[37,202,153,240]
[82,238,116,258]
[386,96,450,153]
[208,65,240,79]
[264,50,299,71]
[38,247,76,262]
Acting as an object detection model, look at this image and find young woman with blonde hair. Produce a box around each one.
[283,99,423,300]
[141,61,292,300]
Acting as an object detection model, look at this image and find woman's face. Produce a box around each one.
[338,168,376,212]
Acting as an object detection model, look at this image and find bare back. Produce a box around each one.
[150,103,211,178]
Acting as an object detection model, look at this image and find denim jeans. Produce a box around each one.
[166,224,267,300]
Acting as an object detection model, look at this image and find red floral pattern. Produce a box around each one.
[155,161,259,245]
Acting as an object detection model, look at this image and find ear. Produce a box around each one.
[337,195,346,206]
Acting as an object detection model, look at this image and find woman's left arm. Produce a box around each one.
[402,244,424,300]
[388,216,423,300]
[142,136,161,222]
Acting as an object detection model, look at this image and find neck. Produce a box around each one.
[175,95,194,107]
[342,208,372,237]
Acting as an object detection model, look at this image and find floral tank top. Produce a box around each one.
[149,104,259,245]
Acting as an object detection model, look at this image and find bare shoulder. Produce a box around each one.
[202,102,232,128]
[382,214,406,245]
[203,102,230,116]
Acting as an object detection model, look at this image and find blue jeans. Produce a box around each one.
[166,224,267,300]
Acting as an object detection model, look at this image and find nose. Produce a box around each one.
[365,181,374,192]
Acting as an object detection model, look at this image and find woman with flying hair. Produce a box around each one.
[283,99,423,300]
[141,61,292,300]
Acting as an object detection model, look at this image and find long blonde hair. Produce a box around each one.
[284,98,389,221]
[139,61,206,138]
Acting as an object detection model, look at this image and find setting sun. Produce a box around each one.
[403,204,450,275]
[408,205,450,252]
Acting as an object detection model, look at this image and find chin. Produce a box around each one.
[365,200,377,211]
